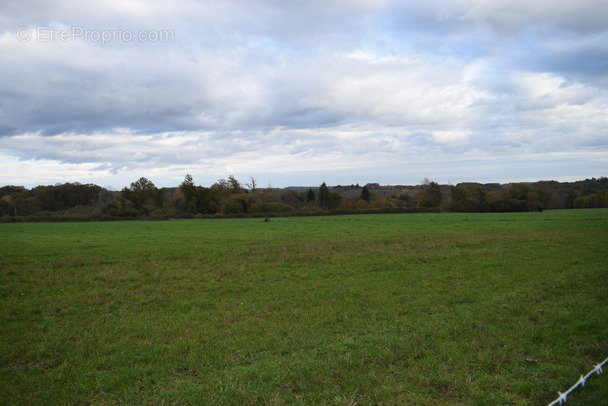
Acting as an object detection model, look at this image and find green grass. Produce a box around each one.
[1,210,607,405]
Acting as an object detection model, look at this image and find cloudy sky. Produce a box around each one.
[1,0,607,189]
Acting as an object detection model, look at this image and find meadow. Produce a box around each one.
[1,210,607,405]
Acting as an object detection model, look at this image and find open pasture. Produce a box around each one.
[1,210,607,405]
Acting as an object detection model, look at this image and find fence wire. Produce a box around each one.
[547,356,608,405]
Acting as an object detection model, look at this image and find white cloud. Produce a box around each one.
[432,130,472,144]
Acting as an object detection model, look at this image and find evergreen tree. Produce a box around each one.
[306,188,315,203]
[319,182,330,208]
[360,185,371,204]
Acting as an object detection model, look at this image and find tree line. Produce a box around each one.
[1,176,607,221]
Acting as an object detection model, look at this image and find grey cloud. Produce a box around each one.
[1,0,607,188]
[468,0,608,36]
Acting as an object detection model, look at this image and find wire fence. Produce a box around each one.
[547,356,608,405]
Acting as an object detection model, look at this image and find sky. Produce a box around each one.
[1,0,607,189]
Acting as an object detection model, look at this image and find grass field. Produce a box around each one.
[1,210,607,405]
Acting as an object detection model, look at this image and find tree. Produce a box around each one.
[179,174,197,213]
[360,185,371,204]
[472,186,490,212]
[246,177,258,192]
[327,190,343,209]
[0,194,12,216]
[213,178,231,191]
[195,186,217,214]
[228,175,241,193]
[124,177,159,213]
[130,177,156,193]
[535,183,558,210]
[29,183,103,212]
[281,190,305,210]
[181,174,194,187]
[508,183,541,211]
[449,184,472,212]
[397,192,413,208]
[222,193,252,214]
[418,179,442,208]
[565,188,581,209]
[318,182,330,208]
[490,184,537,212]
[306,188,315,203]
